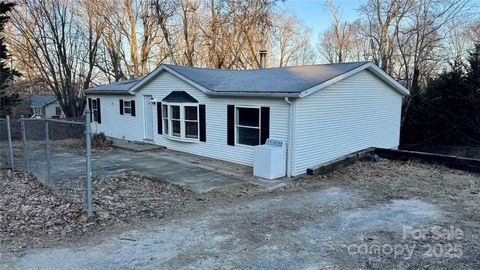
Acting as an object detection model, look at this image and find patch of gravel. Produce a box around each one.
[296,160,480,208]
[0,170,195,250]
[294,160,480,269]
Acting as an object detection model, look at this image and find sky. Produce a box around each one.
[279,0,364,38]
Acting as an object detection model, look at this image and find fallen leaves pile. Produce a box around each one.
[0,170,194,250]
[91,173,193,221]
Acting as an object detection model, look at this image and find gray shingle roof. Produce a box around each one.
[165,62,369,93]
[84,77,143,94]
[31,95,57,107]
[85,61,402,97]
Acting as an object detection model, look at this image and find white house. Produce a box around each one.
[31,95,65,119]
[84,62,409,177]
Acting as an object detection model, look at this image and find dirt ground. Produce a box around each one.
[1,159,480,269]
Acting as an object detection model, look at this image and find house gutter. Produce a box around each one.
[284,97,294,177]
[84,90,134,95]
[207,91,299,98]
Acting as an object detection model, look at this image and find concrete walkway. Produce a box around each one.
[112,140,164,152]
[93,148,249,192]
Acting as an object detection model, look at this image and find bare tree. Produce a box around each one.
[11,0,101,117]
[347,20,373,62]
[396,0,468,91]
[153,0,178,65]
[178,0,201,66]
[270,12,312,67]
[324,0,349,63]
[360,0,413,72]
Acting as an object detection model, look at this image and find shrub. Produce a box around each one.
[92,133,113,149]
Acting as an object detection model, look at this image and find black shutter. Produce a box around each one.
[131,100,136,116]
[227,105,235,146]
[88,98,92,122]
[199,104,206,142]
[260,107,270,144]
[157,102,163,134]
[96,98,101,124]
[119,99,124,115]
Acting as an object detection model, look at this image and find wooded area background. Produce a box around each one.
[0,0,479,146]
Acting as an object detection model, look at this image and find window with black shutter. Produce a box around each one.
[199,105,206,142]
[91,99,98,122]
[96,98,101,123]
[120,99,136,116]
[157,102,163,134]
[119,99,124,115]
[229,106,270,146]
[88,98,92,122]
[227,105,235,146]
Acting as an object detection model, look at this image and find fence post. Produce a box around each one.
[85,107,93,216]
[20,116,28,171]
[45,120,51,184]
[6,115,14,170]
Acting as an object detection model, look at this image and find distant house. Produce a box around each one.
[31,95,64,119]
[84,62,409,177]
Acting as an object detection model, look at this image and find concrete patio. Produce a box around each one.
[93,142,259,192]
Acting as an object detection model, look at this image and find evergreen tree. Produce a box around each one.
[467,43,480,92]
[401,43,480,146]
[465,43,480,143]
[0,1,19,117]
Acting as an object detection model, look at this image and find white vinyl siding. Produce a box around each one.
[44,101,65,118]
[139,71,289,166]
[87,95,143,141]
[293,70,403,176]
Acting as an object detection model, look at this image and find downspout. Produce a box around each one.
[284,97,293,177]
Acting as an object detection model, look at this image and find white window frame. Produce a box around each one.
[170,104,181,137]
[184,105,199,139]
[162,102,199,142]
[91,99,99,123]
[123,100,132,114]
[162,104,169,135]
[236,106,261,146]
[33,107,43,115]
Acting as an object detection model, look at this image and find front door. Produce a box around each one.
[143,95,154,140]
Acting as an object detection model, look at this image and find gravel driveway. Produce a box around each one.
[2,160,479,269]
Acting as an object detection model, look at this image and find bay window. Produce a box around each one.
[162,103,199,140]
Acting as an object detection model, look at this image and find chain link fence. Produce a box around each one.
[0,117,13,169]
[0,112,93,215]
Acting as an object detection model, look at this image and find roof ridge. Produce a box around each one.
[164,61,371,72]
